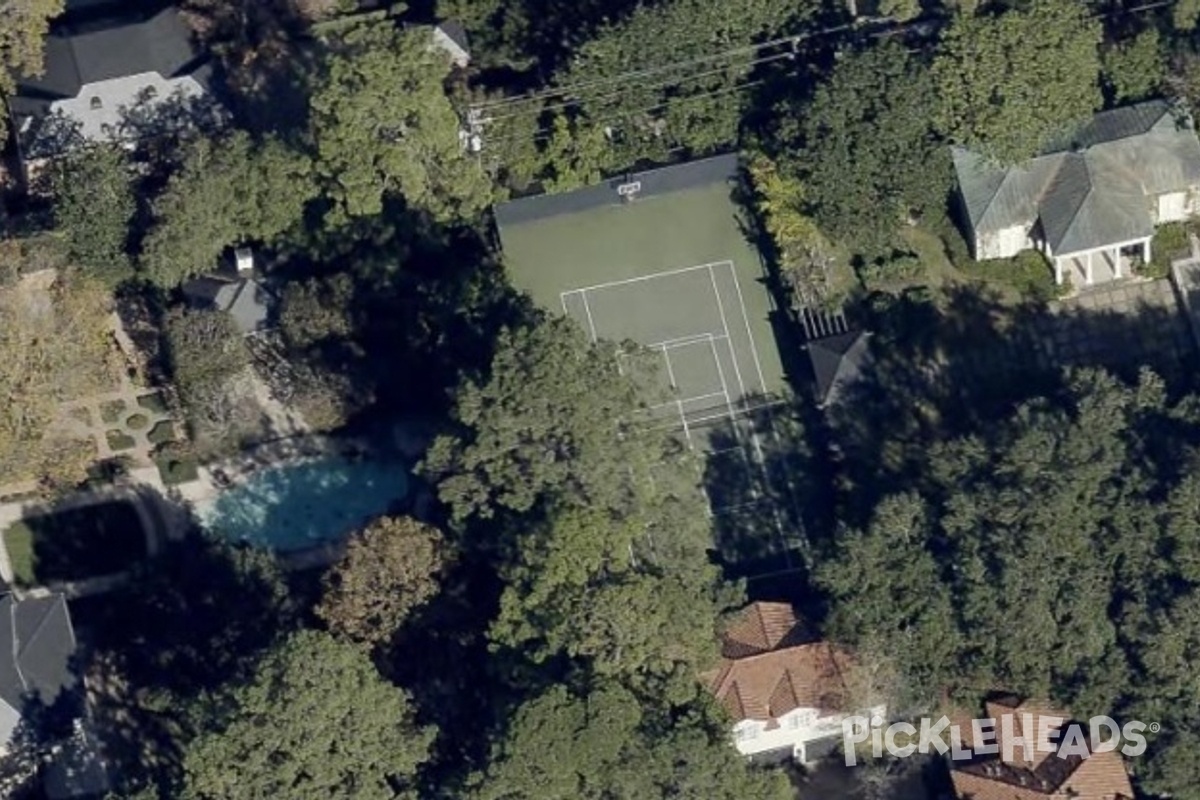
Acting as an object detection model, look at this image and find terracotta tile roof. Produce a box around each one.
[703,602,855,722]
[950,696,1134,800]
[719,601,807,658]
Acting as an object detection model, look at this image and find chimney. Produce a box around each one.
[234,247,254,275]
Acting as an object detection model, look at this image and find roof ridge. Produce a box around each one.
[9,599,26,693]
[19,596,74,671]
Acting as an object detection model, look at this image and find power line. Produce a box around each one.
[480,50,798,125]
[472,0,1182,117]
[470,20,865,113]
[473,0,1185,156]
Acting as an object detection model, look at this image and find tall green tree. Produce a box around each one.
[180,630,435,800]
[1101,28,1165,105]
[0,0,65,140]
[317,516,452,647]
[310,24,491,221]
[473,684,792,800]
[932,1,1102,163]
[50,144,137,286]
[141,133,314,287]
[424,317,732,694]
[791,43,951,257]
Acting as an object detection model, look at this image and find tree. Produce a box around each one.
[816,493,961,708]
[309,23,491,221]
[1174,0,1200,32]
[279,273,356,351]
[791,43,951,257]
[164,308,250,446]
[424,317,732,695]
[0,263,114,487]
[423,317,670,524]
[317,516,452,647]
[932,1,1102,163]
[141,133,314,287]
[510,0,818,177]
[746,155,851,309]
[50,144,137,287]
[0,0,65,140]
[474,684,792,800]
[180,629,435,800]
[1102,28,1165,105]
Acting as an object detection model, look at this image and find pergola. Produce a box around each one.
[1050,236,1152,287]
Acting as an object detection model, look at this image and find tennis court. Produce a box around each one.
[560,259,769,446]
[495,154,804,576]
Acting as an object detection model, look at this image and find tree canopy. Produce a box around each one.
[310,23,491,221]
[317,516,452,647]
[792,43,951,257]
[180,629,435,800]
[50,144,137,287]
[932,1,1102,163]
[141,133,314,287]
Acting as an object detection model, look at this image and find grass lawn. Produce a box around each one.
[136,392,168,414]
[99,399,127,424]
[3,500,147,586]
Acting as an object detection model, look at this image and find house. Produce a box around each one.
[798,307,870,408]
[949,694,1134,800]
[10,3,215,170]
[0,593,78,751]
[952,99,1200,288]
[430,21,470,68]
[181,248,275,335]
[701,601,885,763]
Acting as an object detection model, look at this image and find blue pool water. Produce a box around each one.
[200,456,410,551]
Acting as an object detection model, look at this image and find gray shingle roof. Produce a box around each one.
[954,100,1200,257]
[0,594,77,746]
[809,330,869,407]
[181,275,275,335]
[13,5,205,109]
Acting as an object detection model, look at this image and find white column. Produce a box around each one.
[1054,257,1063,285]
[1112,246,1121,279]
[1086,252,1094,285]
[1143,238,1151,265]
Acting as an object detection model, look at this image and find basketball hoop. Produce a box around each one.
[616,180,642,202]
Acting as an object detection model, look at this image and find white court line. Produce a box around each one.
[580,291,599,342]
[561,260,734,297]
[707,264,748,404]
[723,260,769,394]
[649,332,729,351]
[661,347,692,447]
[648,391,726,411]
[707,333,740,427]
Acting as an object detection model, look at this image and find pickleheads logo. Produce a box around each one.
[841,712,1156,767]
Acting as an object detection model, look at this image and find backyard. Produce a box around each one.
[4,499,148,586]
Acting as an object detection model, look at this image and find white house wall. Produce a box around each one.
[731,704,887,760]
[49,72,206,144]
[975,223,1031,260]
[1157,191,1188,223]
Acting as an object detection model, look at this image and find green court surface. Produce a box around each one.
[498,179,786,444]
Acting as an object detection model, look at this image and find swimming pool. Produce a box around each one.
[199,456,410,551]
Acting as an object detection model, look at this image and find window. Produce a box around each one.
[90,97,102,110]
[734,725,760,742]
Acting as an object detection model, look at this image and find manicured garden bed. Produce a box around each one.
[136,392,168,414]
[99,399,127,424]
[3,500,147,586]
[147,420,176,446]
[156,454,198,486]
[105,429,136,451]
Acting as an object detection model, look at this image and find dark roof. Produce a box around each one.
[13,5,204,106]
[494,152,740,228]
[435,20,469,53]
[808,329,870,406]
[0,594,77,744]
[181,275,275,334]
[954,100,1200,257]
